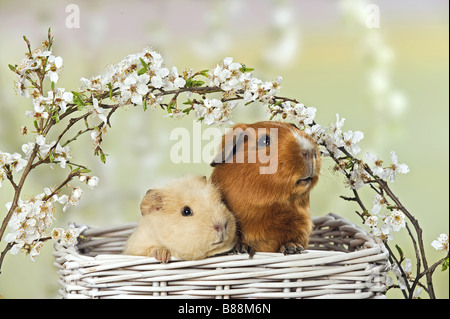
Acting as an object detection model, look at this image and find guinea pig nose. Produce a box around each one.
[213,224,222,232]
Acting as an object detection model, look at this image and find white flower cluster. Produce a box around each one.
[80,48,186,108]
[3,184,86,260]
[364,205,407,242]
[4,195,56,259]
[25,88,73,120]
[21,134,72,168]
[387,258,422,297]
[318,114,365,158]
[181,57,282,125]
[11,40,70,123]
[431,234,449,253]
[14,46,63,99]
[269,101,317,130]
[193,98,238,126]
[1,151,28,187]
[208,57,283,105]
[51,225,82,247]
[366,151,410,182]
[303,114,409,192]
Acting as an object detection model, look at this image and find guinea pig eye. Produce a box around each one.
[257,134,270,148]
[181,206,193,217]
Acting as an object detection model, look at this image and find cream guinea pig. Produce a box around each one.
[123,175,237,263]
[210,121,321,256]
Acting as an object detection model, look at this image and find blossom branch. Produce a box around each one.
[1,31,447,300]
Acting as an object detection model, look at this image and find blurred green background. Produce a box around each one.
[0,0,448,298]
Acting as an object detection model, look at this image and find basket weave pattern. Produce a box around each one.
[53,213,390,299]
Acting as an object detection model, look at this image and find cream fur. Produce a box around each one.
[123,175,237,262]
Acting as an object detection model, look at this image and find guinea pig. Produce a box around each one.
[210,121,321,256]
[123,175,237,262]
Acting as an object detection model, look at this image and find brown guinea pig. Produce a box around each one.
[210,121,321,256]
[123,175,237,262]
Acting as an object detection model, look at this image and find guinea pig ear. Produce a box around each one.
[210,124,247,166]
[140,189,164,215]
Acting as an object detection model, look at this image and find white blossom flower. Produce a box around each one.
[48,88,73,114]
[324,114,346,157]
[63,187,84,212]
[0,168,6,188]
[431,234,449,252]
[22,142,35,159]
[80,75,110,93]
[281,103,317,128]
[385,210,406,232]
[392,259,412,290]
[51,227,65,240]
[87,176,99,189]
[45,55,63,83]
[4,194,56,260]
[365,215,379,228]
[381,151,410,182]
[371,194,387,215]
[119,73,150,105]
[90,97,108,125]
[150,67,169,89]
[305,124,326,145]
[346,163,369,190]
[194,98,220,124]
[27,95,51,119]
[209,57,242,91]
[0,151,27,173]
[365,152,384,177]
[342,130,364,155]
[35,135,46,146]
[29,242,44,261]
[164,66,186,90]
[53,143,72,169]
[60,226,81,246]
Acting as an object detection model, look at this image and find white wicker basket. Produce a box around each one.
[53,213,390,299]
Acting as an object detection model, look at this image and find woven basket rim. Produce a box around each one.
[53,213,390,299]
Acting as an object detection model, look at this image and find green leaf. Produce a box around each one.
[139,57,149,70]
[137,67,147,76]
[107,83,113,100]
[8,64,16,72]
[185,78,193,88]
[442,257,449,271]
[51,111,60,123]
[185,79,205,88]
[142,98,148,111]
[240,64,255,73]
[100,153,107,164]
[72,167,81,174]
[199,70,209,77]
[79,168,92,174]
[395,244,405,261]
[72,91,85,110]
[192,80,205,87]
[137,57,149,76]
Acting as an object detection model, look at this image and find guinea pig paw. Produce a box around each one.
[279,242,305,255]
[231,243,256,259]
[153,247,171,263]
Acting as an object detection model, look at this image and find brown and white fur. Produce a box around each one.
[210,121,321,256]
